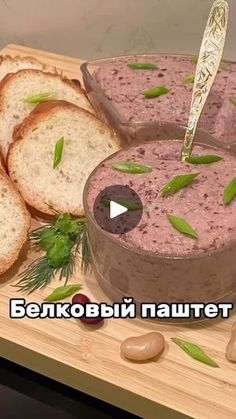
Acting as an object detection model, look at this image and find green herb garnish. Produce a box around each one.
[128,63,158,70]
[141,86,170,98]
[53,137,64,169]
[224,178,236,205]
[44,283,83,302]
[24,92,56,104]
[171,337,219,368]
[191,55,198,64]
[191,55,227,70]
[167,214,199,239]
[101,197,143,211]
[219,61,228,70]
[15,213,90,294]
[183,74,195,84]
[112,161,152,174]
[185,155,223,164]
[161,173,199,196]
[47,235,72,268]
[230,97,236,106]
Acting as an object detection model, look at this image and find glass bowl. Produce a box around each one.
[83,132,236,322]
[80,53,236,146]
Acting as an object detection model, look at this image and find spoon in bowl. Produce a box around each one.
[181,0,229,161]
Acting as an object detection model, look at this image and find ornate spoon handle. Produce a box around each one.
[181,0,229,161]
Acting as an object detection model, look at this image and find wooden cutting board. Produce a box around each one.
[0,43,236,419]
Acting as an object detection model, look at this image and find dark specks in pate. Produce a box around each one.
[94,54,236,144]
[87,140,236,256]
[137,147,145,155]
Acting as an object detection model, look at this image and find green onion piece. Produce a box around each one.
[224,178,236,205]
[185,155,223,164]
[161,173,199,196]
[167,214,199,239]
[128,63,158,70]
[171,337,219,368]
[101,197,143,211]
[112,161,152,174]
[24,92,56,104]
[219,61,228,70]
[191,55,198,64]
[141,86,170,98]
[44,283,83,302]
[183,74,195,84]
[230,97,236,106]
[53,137,64,169]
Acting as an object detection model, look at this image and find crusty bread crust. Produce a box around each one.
[8,100,120,216]
[0,173,31,275]
[0,54,47,66]
[0,54,58,76]
[0,69,93,113]
[12,99,115,143]
[0,152,6,174]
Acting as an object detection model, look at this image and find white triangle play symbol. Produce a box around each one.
[110,200,128,219]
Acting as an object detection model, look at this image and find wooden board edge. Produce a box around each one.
[0,336,190,419]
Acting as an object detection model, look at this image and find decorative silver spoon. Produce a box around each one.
[181,0,229,161]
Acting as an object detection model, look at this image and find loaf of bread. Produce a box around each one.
[0,69,94,159]
[8,100,121,216]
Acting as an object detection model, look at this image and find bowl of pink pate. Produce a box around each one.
[81,53,236,146]
[83,136,236,320]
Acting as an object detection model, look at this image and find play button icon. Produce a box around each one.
[110,200,128,219]
[93,185,143,234]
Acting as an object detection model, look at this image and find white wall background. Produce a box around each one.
[1,0,236,60]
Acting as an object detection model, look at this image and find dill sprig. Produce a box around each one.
[15,257,56,293]
[14,213,91,294]
[78,223,91,272]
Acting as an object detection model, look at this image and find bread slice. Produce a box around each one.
[0,69,94,159]
[8,100,121,216]
[0,55,57,81]
[0,172,30,275]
